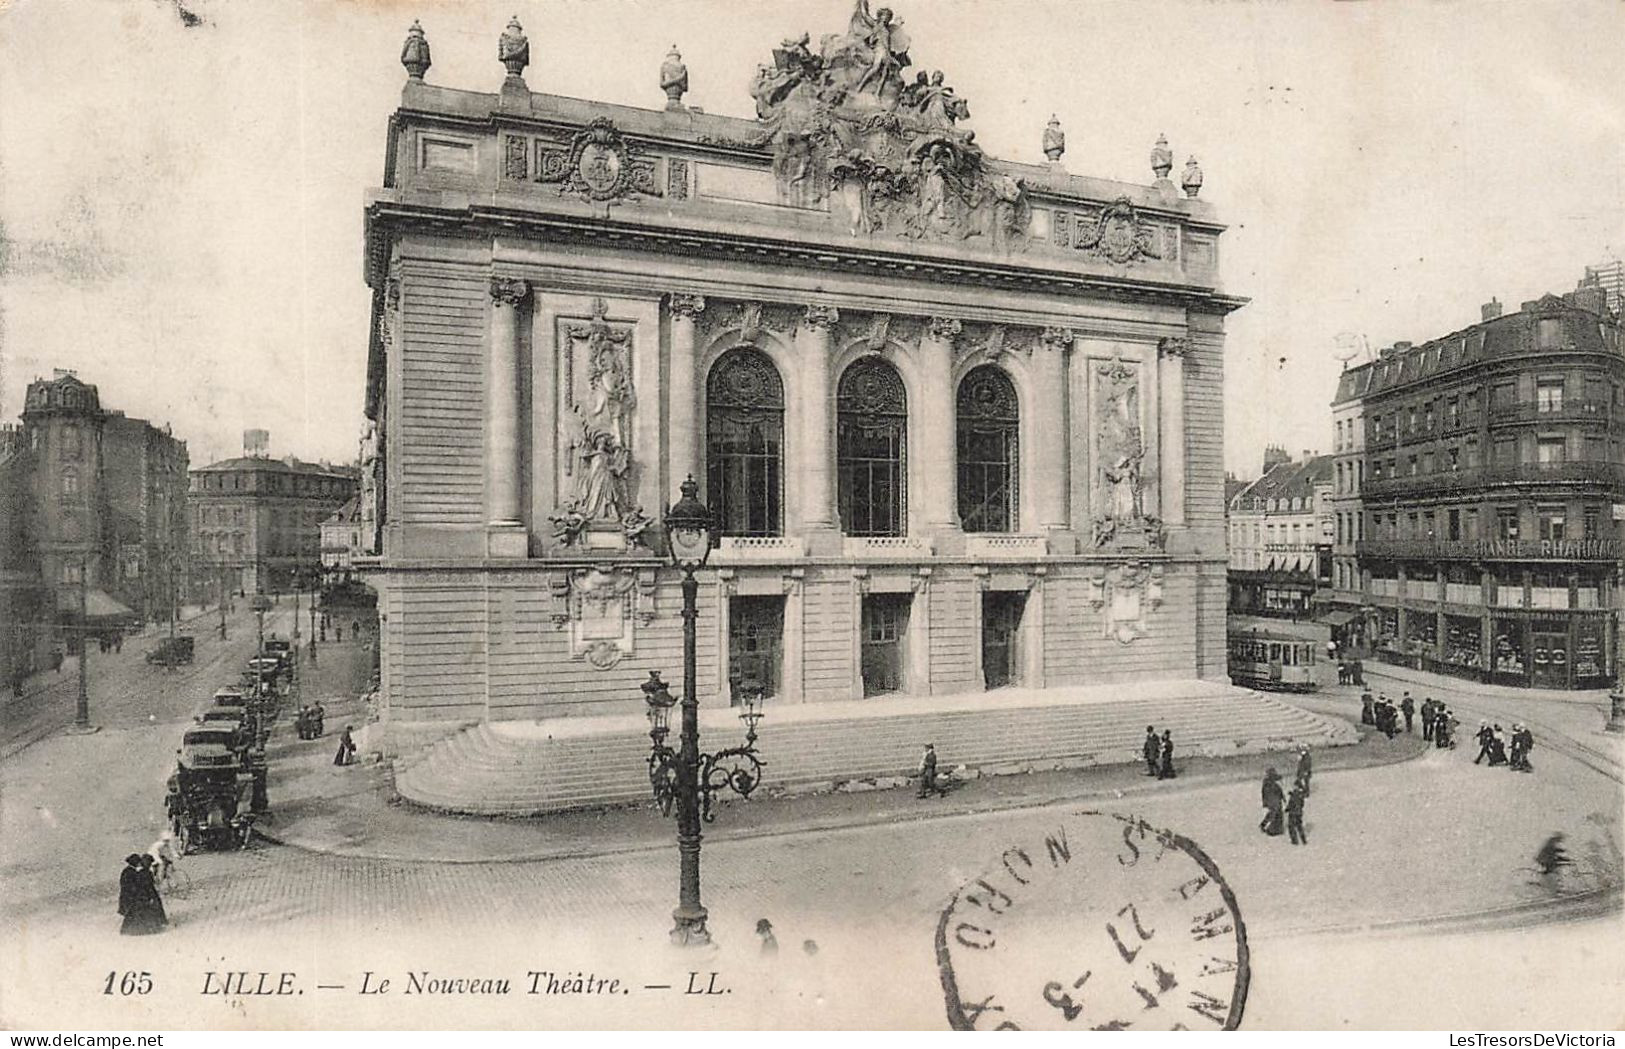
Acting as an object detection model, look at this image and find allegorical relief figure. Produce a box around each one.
[1095,361,1152,547]
[552,300,642,544]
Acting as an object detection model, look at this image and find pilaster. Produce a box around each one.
[667,293,706,494]
[799,305,841,553]
[920,317,964,546]
[487,276,530,557]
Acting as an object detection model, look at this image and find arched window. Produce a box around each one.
[956,365,1019,532]
[706,348,785,537]
[837,358,907,537]
[60,468,79,497]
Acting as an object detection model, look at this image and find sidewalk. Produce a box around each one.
[258,684,1427,864]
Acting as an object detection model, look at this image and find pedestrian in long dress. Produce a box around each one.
[1157,730,1176,780]
[1360,692,1375,726]
[1259,768,1285,836]
[118,854,167,935]
[334,726,357,767]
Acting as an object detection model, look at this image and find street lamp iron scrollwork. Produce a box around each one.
[642,475,768,946]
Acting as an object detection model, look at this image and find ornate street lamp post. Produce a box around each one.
[644,476,767,946]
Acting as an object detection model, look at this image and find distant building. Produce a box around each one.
[1578,260,1623,319]
[0,424,50,687]
[190,430,359,596]
[1227,450,1334,619]
[16,370,189,636]
[320,496,363,576]
[1335,291,1624,689]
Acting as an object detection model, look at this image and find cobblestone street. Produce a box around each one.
[2,639,1620,1028]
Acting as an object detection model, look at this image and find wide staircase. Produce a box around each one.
[394,680,1356,816]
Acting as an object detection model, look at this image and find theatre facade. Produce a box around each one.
[359,9,1245,759]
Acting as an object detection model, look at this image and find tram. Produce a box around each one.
[1226,627,1328,692]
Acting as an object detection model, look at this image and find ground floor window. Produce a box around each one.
[981,591,1026,690]
[1574,619,1606,682]
[727,595,783,703]
[1491,620,1526,675]
[860,593,911,696]
[1443,615,1481,668]
[1406,613,1437,652]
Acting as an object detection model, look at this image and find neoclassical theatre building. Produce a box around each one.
[359,8,1313,806]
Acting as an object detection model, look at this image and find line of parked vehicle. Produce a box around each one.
[163,639,296,853]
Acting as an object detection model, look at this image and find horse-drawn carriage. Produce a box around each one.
[166,756,256,853]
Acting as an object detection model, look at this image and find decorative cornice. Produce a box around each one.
[490,276,532,306]
[367,201,1248,316]
[668,293,707,319]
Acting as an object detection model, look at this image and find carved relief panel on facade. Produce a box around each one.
[549,565,657,669]
[1090,357,1162,551]
[1086,561,1165,644]
[550,299,650,550]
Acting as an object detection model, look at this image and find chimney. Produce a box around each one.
[52,368,77,380]
[1482,297,1503,322]
[1378,346,1395,360]
[1393,340,1414,353]
[243,429,270,458]
[1262,444,1291,471]
[1302,449,1314,462]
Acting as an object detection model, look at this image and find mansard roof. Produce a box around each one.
[1332,296,1623,406]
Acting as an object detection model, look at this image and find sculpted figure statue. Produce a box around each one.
[848,1,911,100]
[576,429,632,522]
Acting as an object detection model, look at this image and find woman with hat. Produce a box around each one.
[117,853,167,935]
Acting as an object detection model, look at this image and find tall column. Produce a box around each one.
[798,305,840,542]
[1034,327,1073,534]
[1157,336,1188,526]
[920,317,963,536]
[487,276,530,528]
[667,294,707,492]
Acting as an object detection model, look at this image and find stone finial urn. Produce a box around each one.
[1181,156,1204,198]
[1042,115,1065,163]
[498,16,529,80]
[400,20,431,80]
[660,46,689,109]
[1150,133,1173,180]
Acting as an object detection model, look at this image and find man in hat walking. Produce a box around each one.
[1294,744,1313,797]
[1142,725,1161,777]
[917,743,945,798]
[1400,694,1416,734]
[1285,783,1308,845]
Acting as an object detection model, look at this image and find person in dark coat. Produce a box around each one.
[1142,726,1160,777]
[916,743,945,798]
[1259,768,1285,835]
[1420,698,1436,741]
[334,726,357,767]
[118,854,167,935]
[1360,691,1375,726]
[1157,730,1176,780]
[1285,784,1308,845]
[1473,722,1493,764]
[1400,695,1416,733]
[756,918,778,956]
[1511,725,1535,772]
[1294,744,1313,797]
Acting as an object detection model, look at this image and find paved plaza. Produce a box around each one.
[2,615,1620,1029]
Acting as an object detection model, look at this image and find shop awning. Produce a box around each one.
[1317,608,1359,628]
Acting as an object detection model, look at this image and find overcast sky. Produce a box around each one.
[2,0,1622,476]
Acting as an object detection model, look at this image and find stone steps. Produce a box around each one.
[393,683,1356,816]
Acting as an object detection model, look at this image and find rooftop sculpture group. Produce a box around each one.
[750,1,1029,247]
